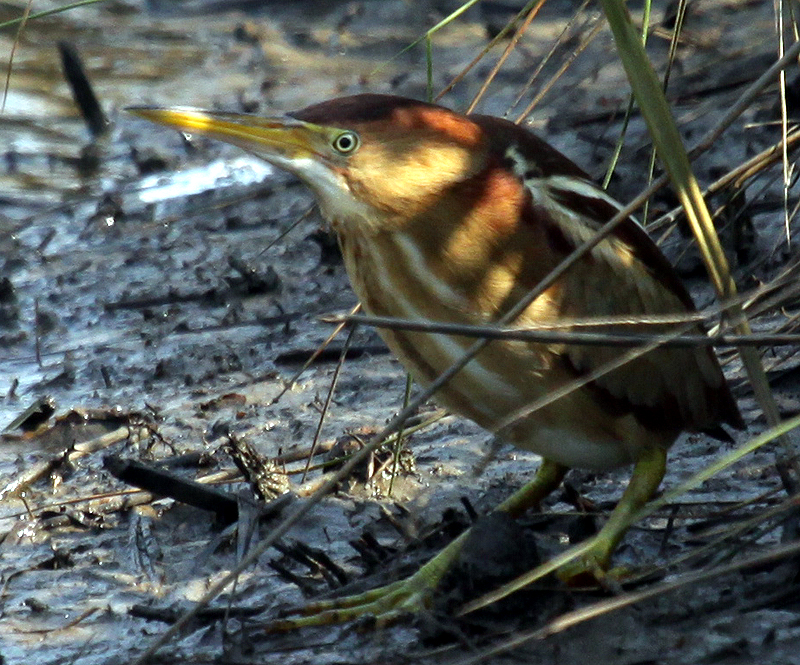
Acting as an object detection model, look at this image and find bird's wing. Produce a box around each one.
[458,114,740,434]
[516,173,742,435]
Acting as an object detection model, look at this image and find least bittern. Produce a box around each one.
[129,94,743,626]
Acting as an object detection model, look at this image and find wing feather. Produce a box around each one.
[468,114,743,434]
[528,180,742,434]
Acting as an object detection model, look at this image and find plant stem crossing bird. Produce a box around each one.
[128,94,743,627]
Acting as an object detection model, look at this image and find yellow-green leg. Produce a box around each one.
[557,445,667,584]
[267,459,568,631]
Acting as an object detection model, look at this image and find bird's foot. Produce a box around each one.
[265,570,437,632]
[556,555,614,588]
[266,531,468,632]
[555,548,637,590]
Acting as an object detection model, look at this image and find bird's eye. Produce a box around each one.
[332,131,360,155]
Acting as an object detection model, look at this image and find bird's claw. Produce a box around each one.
[555,550,605,586]
[265,575,434,632]
[266,527,468,632]
[556,552,633,591]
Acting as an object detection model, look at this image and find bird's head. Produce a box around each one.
[128,94,495,233]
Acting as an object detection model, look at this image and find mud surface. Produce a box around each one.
[2,1,800,664]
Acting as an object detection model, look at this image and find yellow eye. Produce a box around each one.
[332,131,360,155]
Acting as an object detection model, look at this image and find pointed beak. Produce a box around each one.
[126,107,326,162]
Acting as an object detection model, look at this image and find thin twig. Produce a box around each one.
[327,313,800,348]
[300,323,357,483]
[466,0,547,113]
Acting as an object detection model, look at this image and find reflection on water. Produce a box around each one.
[134,155,274,203]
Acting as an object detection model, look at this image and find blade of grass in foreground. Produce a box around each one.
[599,0,795,483]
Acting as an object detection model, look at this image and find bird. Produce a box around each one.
[128,94,743,627]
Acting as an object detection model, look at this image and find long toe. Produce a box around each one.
[555,552,640,591]
[264,575,435,632]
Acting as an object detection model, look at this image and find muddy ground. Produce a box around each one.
[2,1,800,663]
